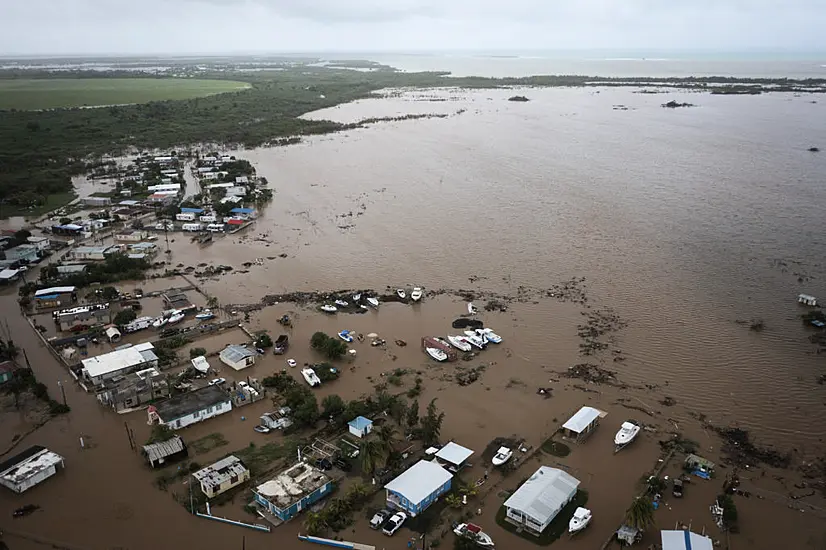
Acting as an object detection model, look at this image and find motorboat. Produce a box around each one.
[195,309,215,320]
[467,303,478,315]
[152,316,168,329]
[396,288,406,299]
[491,446,513,466]
[462,331,487,350]
[338,330,354,343]
[477,328,502,344]
[301,368,321,387]
[425,347,448,362]
[366,297,379,308]
[411,287,423,302]
[568,507,592,534]
[166,311,185,325]
[614,421,641,450]
[453,523,494,547]
[447,335,472,352]
[334,299,349,307]
[319,304,338,313]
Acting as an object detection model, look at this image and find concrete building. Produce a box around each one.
[53,303,111,331]
[347,416,373,438]
[4,244,41,264]
[254,461,333,522]
[96,366,169,413]
[81,342,158,386]
[503,466,580,535]
[562,406,603,441]
[70,246,115,262]
[142,436,188,468]
[147,385,232,430]
[0,445,65,494]
[26,236,51,253]
[384,460,453,517]
[260,408,293,430]
[435,442,474,472]
[33,286,77,309]
[192,456,250,498]
[219,345,257,371]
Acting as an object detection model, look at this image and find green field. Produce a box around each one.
[0,78,251,110]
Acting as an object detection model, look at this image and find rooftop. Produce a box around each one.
[384,459,453,505]
[0,361,20,376]
[0,445,64,486]
[151,385,231,422]
[34,286,76,297]
[193,455,248,486]
[256,461,330,510]
[143,436,186,464]
[0,269,19,280]
[503,466,580,525]
[73,246,112,255]
[661,530,714,550]
[562,406,603,434]
[81,342,156,379]
[435,442,474,466]
[220,344,257,363]
[348,416,373,430]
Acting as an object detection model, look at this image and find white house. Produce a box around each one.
[225,186,247,197]
[561,406,603,441]
[147,385,232,430]
[0,445,65,494]
[81,342,158,385]
[114,230,149,242]
[348,416,373,438]
[192,455,250,498]
[219,345,257,371]
[503,466,580,535]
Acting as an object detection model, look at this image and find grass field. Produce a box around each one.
[0,192,77,219]
[0,78,251,110]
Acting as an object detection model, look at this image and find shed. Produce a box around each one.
[219,345,257,371]
[562,406,603,440]
[616,525,641,545]
[435,441,474,471]
[105,326,122,343]
[798,294,817,306]
[685,454,715,472]
[661,530,714,550]
[384,459,453,516]
[142,435,188,468]
[503,466,580,535]
[347,416,373,438]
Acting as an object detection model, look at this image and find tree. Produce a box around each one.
[344,483,370,506]
[377,424,396,448]
[625,496,655,531]
[189,347,207,359]
[206,296,219,309]
[99,286,119,300]
[406,399,419,431]
[310,332,328,350]
[388,396,407,425]
[113,309,137,326]
[0,338,20,362]
[303,511,326,536]
[359,438,386,475]
[420,399,445,446]
[256,333,273,348]
[146,424,174,444]
[321,394,345,420]
[310,332,348,360]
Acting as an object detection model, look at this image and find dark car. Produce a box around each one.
[672,479,684,498]
[334,458,352,472]
[315,458,333,471]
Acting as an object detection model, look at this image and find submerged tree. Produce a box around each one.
[420,398,445,446]
[359,438,386,475]
[625,496,655,531]
[406,399,419,431]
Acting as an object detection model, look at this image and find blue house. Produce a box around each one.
[385,460,453,517]
[253,461,333,522]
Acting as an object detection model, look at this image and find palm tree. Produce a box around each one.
[359,439,386,475]
[625,496,655,531]
[376,424,397,453]
[345,482,370,506]
[303,511,326,536]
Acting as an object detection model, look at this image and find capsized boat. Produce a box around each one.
[447,335,472,352]
[425,347,448,362]
[477,328,502,344]
[467,302,478,315]
[167,310,185,325]
[614,421,641,449]
[568,507,592,534]
[491,446,513,467]
[366,297,379,308]
[301,367,321,387]
[462,331,487,350]
[411,287,423,302]
[195,309,215,320]
[334,299,349,307]
[454,523,494,548]
[319,304,338,313]
[338,329,354,343]
[397,288,406,299]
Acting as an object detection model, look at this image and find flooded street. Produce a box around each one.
[2,85,826,549]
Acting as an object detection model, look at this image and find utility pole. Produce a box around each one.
[124,421,135,451]
[22,348,31,369]
[57,380,67,406]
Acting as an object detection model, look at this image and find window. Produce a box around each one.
[230,474,238,484]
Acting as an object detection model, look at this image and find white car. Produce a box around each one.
[238,381,249,388]
[382,511,407,536]
[209,378,226,386]
[287,359,297,368]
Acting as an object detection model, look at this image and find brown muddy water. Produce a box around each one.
[2,86,826,549]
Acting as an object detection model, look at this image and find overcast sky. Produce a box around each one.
[2,0,825,55]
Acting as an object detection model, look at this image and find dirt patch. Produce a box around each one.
[562,363,618,384]
[455,364,487,386]
[711,426,792,468]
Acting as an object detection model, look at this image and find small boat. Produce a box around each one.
[301,367,321,387]
[614,421,641,450]
[454,523,494,548]
[13,504,40,518]
[152,316,168,329]
[467,303,478,315]
[338,330,354,343]
[287,359,297,368]
[397,288,406,299]
[492,446,513,466]
[447,335,472,352]
[352,293,361,302]
[167,311,185,325]
[477,328,502,344]
[320,304,338,313]
[568,507,592,534]
[411,287,423,302]
[425,347,448,362]
[462,331,487,350]
[366,297,379,308]
[334,300,349,307]
[195,309,215,320]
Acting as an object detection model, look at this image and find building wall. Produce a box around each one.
[256,482,333,521]
[505,488,575,533]
[1,463,60,494]
[387,479,451,517]
[35,294,75,309]
[165,400,232,429]
[220,355,256,371]
[203,469,250,498]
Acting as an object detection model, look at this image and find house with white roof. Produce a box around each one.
[384,459,453,516]
[0,445,65,493]
[661,530,714,550]
[435,441,474,472]
[503,466,580,535]
[147,385,232,429]
[219,345,257,371]
[192,455,250,498]
[561,406,604,441]
[81,342,158,385]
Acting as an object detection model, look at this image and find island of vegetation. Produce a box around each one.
[508,95,530,102]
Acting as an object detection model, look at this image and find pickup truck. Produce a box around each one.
[273,334,289,355]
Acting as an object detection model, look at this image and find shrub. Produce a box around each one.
[114,309,137,326]
[189,347,207,359]
[256,332,273,348]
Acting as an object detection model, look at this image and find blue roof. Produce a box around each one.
[35,294,59,300]
[230,208,254,214]
[348,416,373,429]
[180,207,205,213]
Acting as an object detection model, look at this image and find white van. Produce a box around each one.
[199,214,217,223]
[176,212,196,221]
[182,223,203,232]
[207,223,225,233]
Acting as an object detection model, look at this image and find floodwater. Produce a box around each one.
[2,85,826,550]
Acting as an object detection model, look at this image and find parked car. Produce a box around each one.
[334,458,352,472]
[382,511,407,536]
[253,425,271,434]
[369,508,392,529]
[209,378,226,386]
[238,381,249,388]
[672,479,684,498]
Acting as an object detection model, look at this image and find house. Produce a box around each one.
[127,242,157,255]
[142,435,188,468]
[70,246,115,261]
[260,408,293,430]
[56,264,88,277]
[561,406,603,441]
[0,269,20,285]
[219,345,257,371]
[230,207,256,219]
[226,186,247,197]
[146,193,177,204]
[348,416,373,438]
[53,303,112,331]
[0,361,21,384]
[193,456,250,498]
[236,176,249,184]
[685,454,715,473]
[207,182,234,189]
[503,466,580,535]
[26,236,51,253]
[51,223,83,236]
[163,292,195,312]
[34,286,77,309]
[0,445,65,494]
[82,196,112,207]
[4,244,41,264]
[114,230,149,242]
[253,461,334,522]
[147,385,232,429]
[96,367,170,412]
[435,442,474,472]
[81,342,158,385]
[384,459,453,517]
[219,195,243,205]
[661,530,714,550]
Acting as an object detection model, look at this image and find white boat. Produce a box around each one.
[334,300,349,307]
[453,523,494,548]
[447,335,472,352]
[366,297,379,308]
[338,330,353,343]
[320,304,338,313]
[397,288,406,299]
[491,446,513,466]
[167,311,185,325]
[152,316,168,328]
[195,309,214,320]
[411,287,423,302]
[352,293,361,302]
[477,328,502,344]
[467,303,478,315]
[568,507,592,534]
[615,421,641,449]
[301,368,321,387]
[462,331,487,350]
[425,347,448,362]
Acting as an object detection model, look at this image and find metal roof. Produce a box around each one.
[0,446,64,486]
[220,344,257,363]
[562,406,602,433]
[384,460,453,505]
[435,442,474,466]
[180,207,205,213]
[230,207,254,214]
[661,530,714,550]
[503,467,580,525]
[81,342,155,378]
[143,436,186,464]
[348,416,373,430]
[151,385,231,422]
[35,286,76,297]
[193,455,248,486]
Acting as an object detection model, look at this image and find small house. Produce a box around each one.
[96,367,169,413]
[254,461,333,521]
[82,196,111,207]
[562,406,603,441]
[384,459,453,517]
[0,269,20,285]
[798,294,818,307]
[229,207,256,219]
[4,244,41,264]
[0,445,65,493]
[661,530,714,550]
[114,230,149,242]
[26,236,51,253]
[685,454,715,473]
[236,176,249,184]
[34,286,77,309]
[147,385,232,429]
[434,441,474,472]
[142,435,188,468]
[261,408,293,430]
[219,345,257,371]
[348,416,373,438]
[0,361,21,384]
[193,455,250,498]
[70,246,115,262]
[503,466,580,535]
